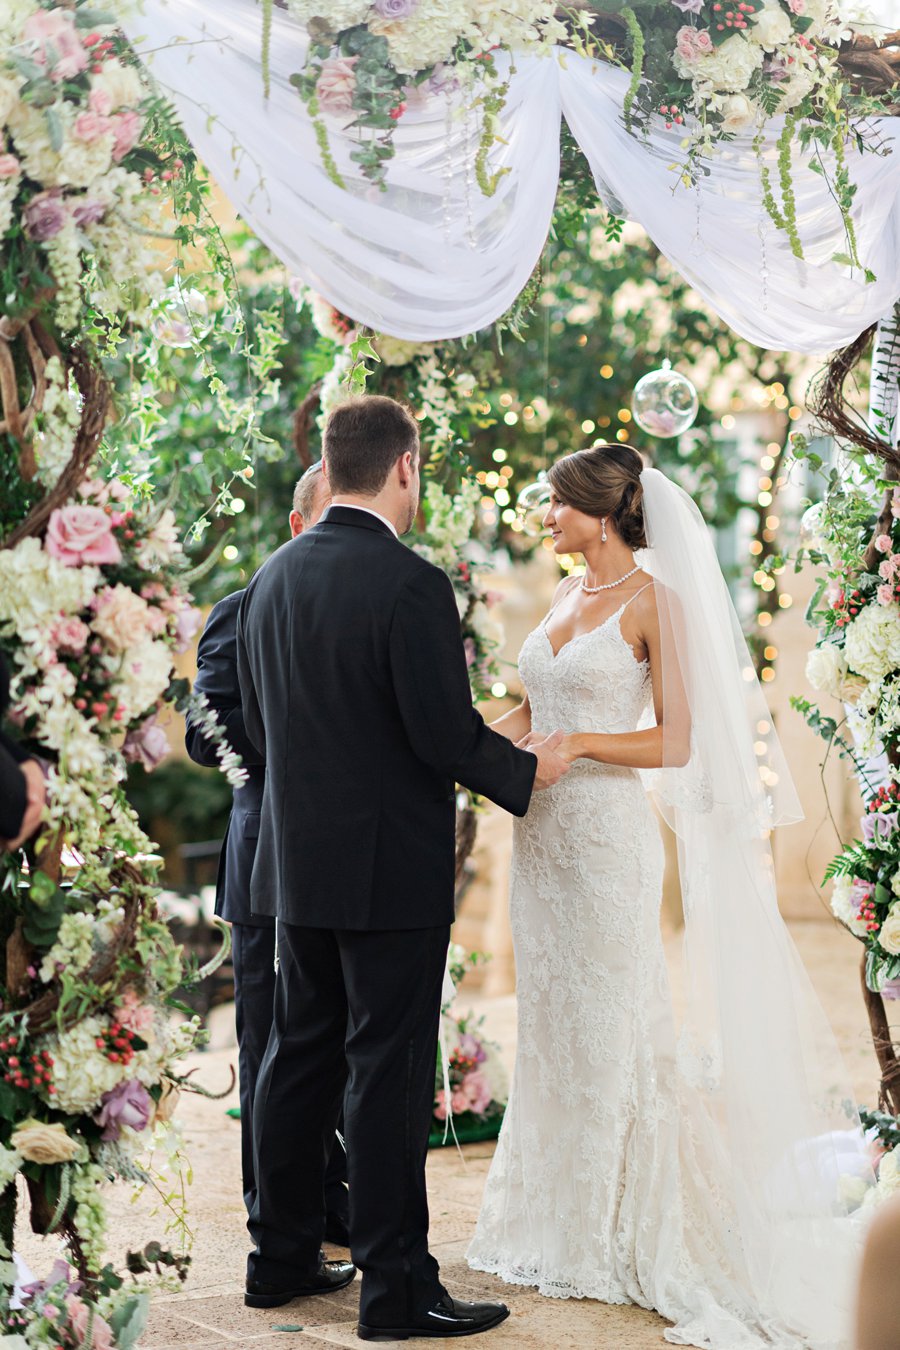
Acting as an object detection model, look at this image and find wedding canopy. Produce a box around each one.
[129,0,900,353]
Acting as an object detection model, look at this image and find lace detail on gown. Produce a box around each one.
[466,606,830,1350]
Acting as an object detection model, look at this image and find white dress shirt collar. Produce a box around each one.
[331,502,399,538]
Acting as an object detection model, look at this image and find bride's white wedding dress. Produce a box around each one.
[467,536,869,1349]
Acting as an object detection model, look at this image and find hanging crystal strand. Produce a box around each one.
[757,206,769,314]
[442,86,454,246]
[692,182,702,251]
[462,77,476,251]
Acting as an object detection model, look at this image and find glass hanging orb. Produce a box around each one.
[516,474,552,537]
[631,360,699,438]
[150,287,212,349]
[798,502,825,549]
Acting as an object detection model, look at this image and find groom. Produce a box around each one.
[236,395,569,1339]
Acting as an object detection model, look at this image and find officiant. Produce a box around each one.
[185,464,349,1242]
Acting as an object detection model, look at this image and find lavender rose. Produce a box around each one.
[24,190,69,243]
[373,0,418,14]
[96,1079,153,1141]
[862,811,900,846]
[123,715,170,771]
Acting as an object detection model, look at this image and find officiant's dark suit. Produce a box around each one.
[185,467,348,1233]
[236,397,539,1337]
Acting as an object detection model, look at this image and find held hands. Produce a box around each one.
[519,729,574,791]
[3,759,47,852]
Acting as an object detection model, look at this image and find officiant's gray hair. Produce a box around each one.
[324,396,419,496]
[293,461,324,521]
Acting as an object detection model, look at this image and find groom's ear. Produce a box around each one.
[397,450,415,488]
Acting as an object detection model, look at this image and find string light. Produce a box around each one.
[501,508,516,523]
[491,682,508,698]
[503,411,518,425]
[616,429,630,442]
[778,594,793,609]
[600,364,614,379]
[492,448,507,462]
[758,612,772,626]
[760,454,775,470]
[759,476,772,491]
[757,720,770,734]
[223,545,239,561]
[758,491,772,506]
[761,668,775,682]
[499,393,513,407]
[721,414,735,429]
[766,515,780,529]
[495,488,510,506]
[749,540,763,556]
[581,419,596,434]
[764,645,778,660]
[618,408,632,423]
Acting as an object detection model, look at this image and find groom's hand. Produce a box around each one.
[526,730,571,792]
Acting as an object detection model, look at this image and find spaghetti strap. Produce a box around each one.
[619,581,654,616]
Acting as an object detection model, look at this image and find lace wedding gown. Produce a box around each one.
[467,591,848,1349]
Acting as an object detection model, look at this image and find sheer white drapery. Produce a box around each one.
[129,0,900,352]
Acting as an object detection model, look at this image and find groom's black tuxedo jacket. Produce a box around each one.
[236,505,536,930]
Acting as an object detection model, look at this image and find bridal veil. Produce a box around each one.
[638,466,872,1348]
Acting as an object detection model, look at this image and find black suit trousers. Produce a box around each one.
[232,923,347,1219]
[248,922,450,1326]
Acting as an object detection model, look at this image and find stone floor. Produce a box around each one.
[14,920,887,1349]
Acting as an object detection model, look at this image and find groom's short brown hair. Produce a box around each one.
[323,396,419,497]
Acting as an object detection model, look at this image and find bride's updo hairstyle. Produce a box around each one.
[548,443,647,550]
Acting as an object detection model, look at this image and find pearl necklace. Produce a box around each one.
[580,564,642,595]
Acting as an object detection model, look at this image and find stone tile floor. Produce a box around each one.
[14,921,883,1348]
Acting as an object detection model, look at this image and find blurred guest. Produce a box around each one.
[186,464,349,1240]
[856,1193,900,1349]
[0,651,45,851]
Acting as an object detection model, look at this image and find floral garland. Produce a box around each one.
[283,0,564,191]
[431,946,508,1144]
[794,462,900,994]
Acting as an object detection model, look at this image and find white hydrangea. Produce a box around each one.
[287,0,370,27]
[110,638,174,720]
[374,335,433,367]
[805,641,847,699]
[0,536,100,634]
[679,34,765,93]
[45,1017,128,1114]
[844,604,900,685]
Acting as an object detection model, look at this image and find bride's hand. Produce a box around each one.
[556,734,581,765]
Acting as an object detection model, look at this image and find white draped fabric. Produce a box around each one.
[128,0,900,352]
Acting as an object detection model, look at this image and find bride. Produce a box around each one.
[467,444,873,1349]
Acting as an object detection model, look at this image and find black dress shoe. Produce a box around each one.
[324,1210,350,1246]
[357,1292,510,1340]
[245,1259,356,1307]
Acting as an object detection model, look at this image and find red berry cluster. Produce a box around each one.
[458,562,471,584]
[833,587,865,629]
[659,104,684,129]
[94,1021,137,1066]
[860,895,880,934]
[84,31,116,73]
[0,1036,55,1095]
[712,1,756,29]
[867,783,900,813]
[449,1047,478,1076]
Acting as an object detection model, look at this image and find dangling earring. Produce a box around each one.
[601,517,608,543]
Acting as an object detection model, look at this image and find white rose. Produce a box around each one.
[840,673,871,704]
[90,58,143,111]
[720,93,756,130]
[879,907,900,956]
[752,0,795,49]
[837,1172,870,1210]
[805,642,847,698]
[879,1149,900,1193]
[845,605,900,684]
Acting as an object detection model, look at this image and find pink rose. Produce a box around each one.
[93,584,154,650]
[459,1069,492,1115]
[788,0,805,12]
[23,10,89,82]
[875,534,893,554]
[65,1295,114,1350]
[880,559,894,580]
[110,109,142,162]
[434,1089,449,1121]
[0,153,20,179]
[48,615,90,654]
[45,505,122,567]
[89,87,113,117]
[73,111,113,143]
[123,714,170,770]
[675,25,712,62]
[174,603,203,653]
[116,987,156,1036]
[315,56,358,116]
[877,584,894,607]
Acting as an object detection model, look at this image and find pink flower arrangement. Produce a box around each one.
[48,615,90,655]
[115,987,156,1037]
[23,9,89,83]
[674,26,713,62]
[73,111,113,144]
[123,714,170,770]
[45,505,122,567]
[111,109,143,162]
[875,534,893,554]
